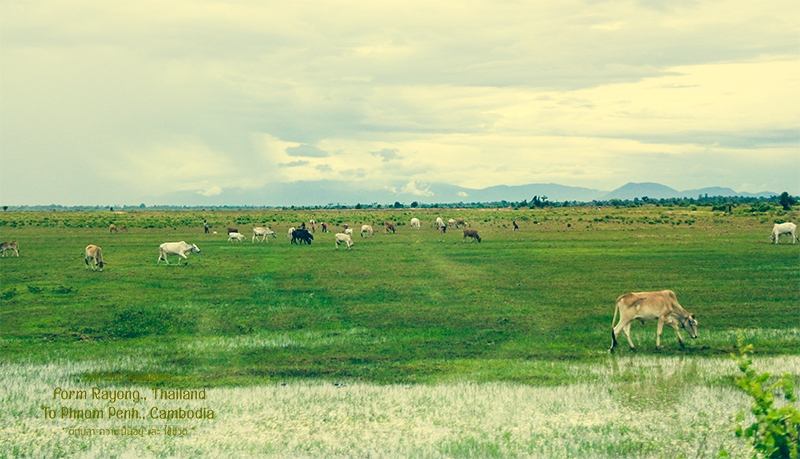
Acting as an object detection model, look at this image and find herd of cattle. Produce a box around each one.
[0,220,797,352]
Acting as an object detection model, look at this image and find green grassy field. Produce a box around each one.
[1,205,798,457]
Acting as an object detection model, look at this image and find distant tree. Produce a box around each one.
[109,206,114,212]
[410,201,419,208]
[778,192,796,210]
[393,201,404,208]
[355,203,363,209]
[139,203,146,208]
[2,206,7,211]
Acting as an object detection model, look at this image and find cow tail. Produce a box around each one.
[610,301,620,348]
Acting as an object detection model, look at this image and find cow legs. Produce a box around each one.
[656,318,665,349]
[612,319,635,350]
[669,322,686,348]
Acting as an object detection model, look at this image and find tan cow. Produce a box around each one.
[1,241,19,257]
[84,244,105,271]
[360,225,374,237]
[335,233,354,249]
[609,290,698,352]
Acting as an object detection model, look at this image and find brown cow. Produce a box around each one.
[1,241,19,257]
[385,222,396,234]
[609,290,698,352]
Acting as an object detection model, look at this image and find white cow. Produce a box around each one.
[335,233,354,249]
[252,226,276,242]
[771,222,797,244]
[228,232,245,242]
[287,227,296,239]
[610,290,698,352]
[344,228,353,236]
[435,217,444,228]
[84,244,105,271]
[410,217,421,229]
[157,241,200,264]
[448,218,456,227]
[360,224,374,237]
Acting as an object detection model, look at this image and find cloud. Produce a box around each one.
[197,185,223,197]
[286,144,330,157]
[399,180,434,197]
[457,191,468,198]
[371,148,402,162]
[280,160,309,167]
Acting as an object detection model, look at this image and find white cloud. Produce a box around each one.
[400,181,434,197]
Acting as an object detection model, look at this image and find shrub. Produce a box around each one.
[1,288,17,301]
[729,337,800,458]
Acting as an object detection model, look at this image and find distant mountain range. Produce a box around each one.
[150,181,777,206]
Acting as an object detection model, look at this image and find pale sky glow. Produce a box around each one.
[1,0,798,204]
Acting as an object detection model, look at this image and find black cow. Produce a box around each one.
[291,228,314,245]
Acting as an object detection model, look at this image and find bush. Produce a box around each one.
[729,337,800,458]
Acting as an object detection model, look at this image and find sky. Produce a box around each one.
[1,0,798,205]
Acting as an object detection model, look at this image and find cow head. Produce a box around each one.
[191,244,201,253]
[682,314,698,338]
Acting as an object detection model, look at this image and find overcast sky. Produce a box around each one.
[1,0,798,204]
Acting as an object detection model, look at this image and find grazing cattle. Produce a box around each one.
[463,229,481,242]
[447,218,456,227]
[291,228,314,245]
[335,233,354,249]
[342,223,350,230]
[157,241,200,265]
[385,222,397,234]
[609,290,698,352]
[455,218,468,228]
[287,227,296,239]
[512,220,519,231]
[344,228,353,236]
[771,222,797,244]
[1,241,19,257]
[309,219,317,232]
[203,221,210,234]
[228,232,245,242]
[84,244,105,271]
[227,227,239,235]
[438,222,447,234]
[117,225,127,232]
[109,224,117,233]
[252,226,276,242]
[360,224,374,237]
[435,217,445,228]
[321,223,329,233]
[410,218,421,229]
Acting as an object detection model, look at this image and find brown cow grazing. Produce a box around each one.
[455,218,468,228]
[321,223,329,233]
[1,241,19,257]
[84,244,105,271]
[463,229,481,242]
[385,222,396,234]
[609,290,698,352]
[109,224,117,233]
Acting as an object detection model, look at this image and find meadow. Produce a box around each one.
[1,205,798,457]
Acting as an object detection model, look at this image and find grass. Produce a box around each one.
[0,205,798,456]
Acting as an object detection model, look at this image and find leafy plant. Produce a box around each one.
[731,337,800,458]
